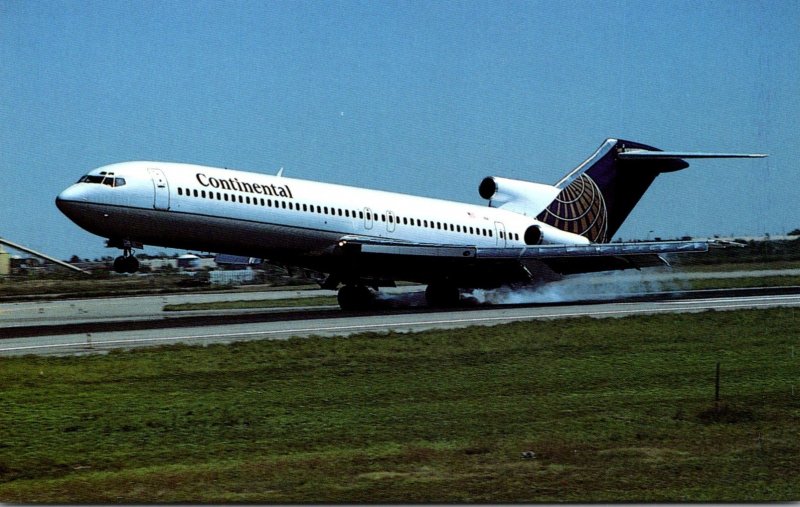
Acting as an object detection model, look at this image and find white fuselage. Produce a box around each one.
[56,161,584,267]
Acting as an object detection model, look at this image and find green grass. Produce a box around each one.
[1,308,798,502]
[687,275,800,290]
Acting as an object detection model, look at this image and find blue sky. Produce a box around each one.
[2,0,797,260]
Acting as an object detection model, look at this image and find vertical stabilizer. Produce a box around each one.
[536,139,764,243]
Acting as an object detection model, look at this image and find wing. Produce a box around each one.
[331,236,710,288]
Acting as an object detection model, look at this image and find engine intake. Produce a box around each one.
[524,225,542,245]
[478,177,498,200]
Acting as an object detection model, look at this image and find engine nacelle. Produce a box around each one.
[524,223,590,246]
[479,176,561,216]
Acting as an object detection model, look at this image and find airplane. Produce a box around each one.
[56,138,765,309]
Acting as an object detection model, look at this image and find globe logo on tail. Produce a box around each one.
[536,174,608,243]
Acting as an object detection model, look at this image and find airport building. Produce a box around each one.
[0,246,9,276]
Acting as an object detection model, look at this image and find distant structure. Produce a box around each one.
[0,237,89,275]
[176,254,201,270]
[0,245,9,276]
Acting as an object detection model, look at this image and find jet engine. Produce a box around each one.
[478,176,561,216]
[522,223,590,246]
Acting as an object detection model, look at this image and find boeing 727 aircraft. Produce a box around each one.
[56,138,765,309]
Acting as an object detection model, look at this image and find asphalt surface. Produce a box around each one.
[1,283,799,356]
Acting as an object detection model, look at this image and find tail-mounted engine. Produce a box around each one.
[522,223,590,246]
[479,176,590,245]
[478,176,561,216]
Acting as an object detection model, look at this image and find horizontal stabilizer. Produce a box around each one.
[618,150,767,160]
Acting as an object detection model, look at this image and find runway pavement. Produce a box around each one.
[0,287,341,327]
[1,284,799,356]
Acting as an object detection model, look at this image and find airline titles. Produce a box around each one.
[196,173,293,199]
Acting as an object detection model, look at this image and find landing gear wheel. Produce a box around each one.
[425,284,460,308]
[113,255,139,274]
[113,247,140,274]
[337,285,375,311]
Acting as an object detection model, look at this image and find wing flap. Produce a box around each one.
[475,240,709,259]
[352,242,477,258]
[337,237,709,260]
[333,237,710,286]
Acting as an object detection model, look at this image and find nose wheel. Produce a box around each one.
[113,247,140,274]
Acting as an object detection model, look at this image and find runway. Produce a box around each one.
[1,285,799,356]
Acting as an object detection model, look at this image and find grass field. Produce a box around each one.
[1,308,798,502]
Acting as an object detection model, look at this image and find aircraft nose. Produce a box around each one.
[55,184,88,216]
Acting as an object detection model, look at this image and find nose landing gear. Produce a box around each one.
[113,247,140,274]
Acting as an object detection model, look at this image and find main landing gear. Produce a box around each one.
[337,285,375,311]
[335,283,461,310]
[113,247,139,274]
[425,283,461,308]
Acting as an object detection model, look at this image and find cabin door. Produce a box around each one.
[363,207,374,230]
[147,168,170,210]
[494,221,507,247]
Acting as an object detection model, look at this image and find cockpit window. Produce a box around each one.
[77,171,125,187]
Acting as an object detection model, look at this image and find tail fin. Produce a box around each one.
[536,138,765,243]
